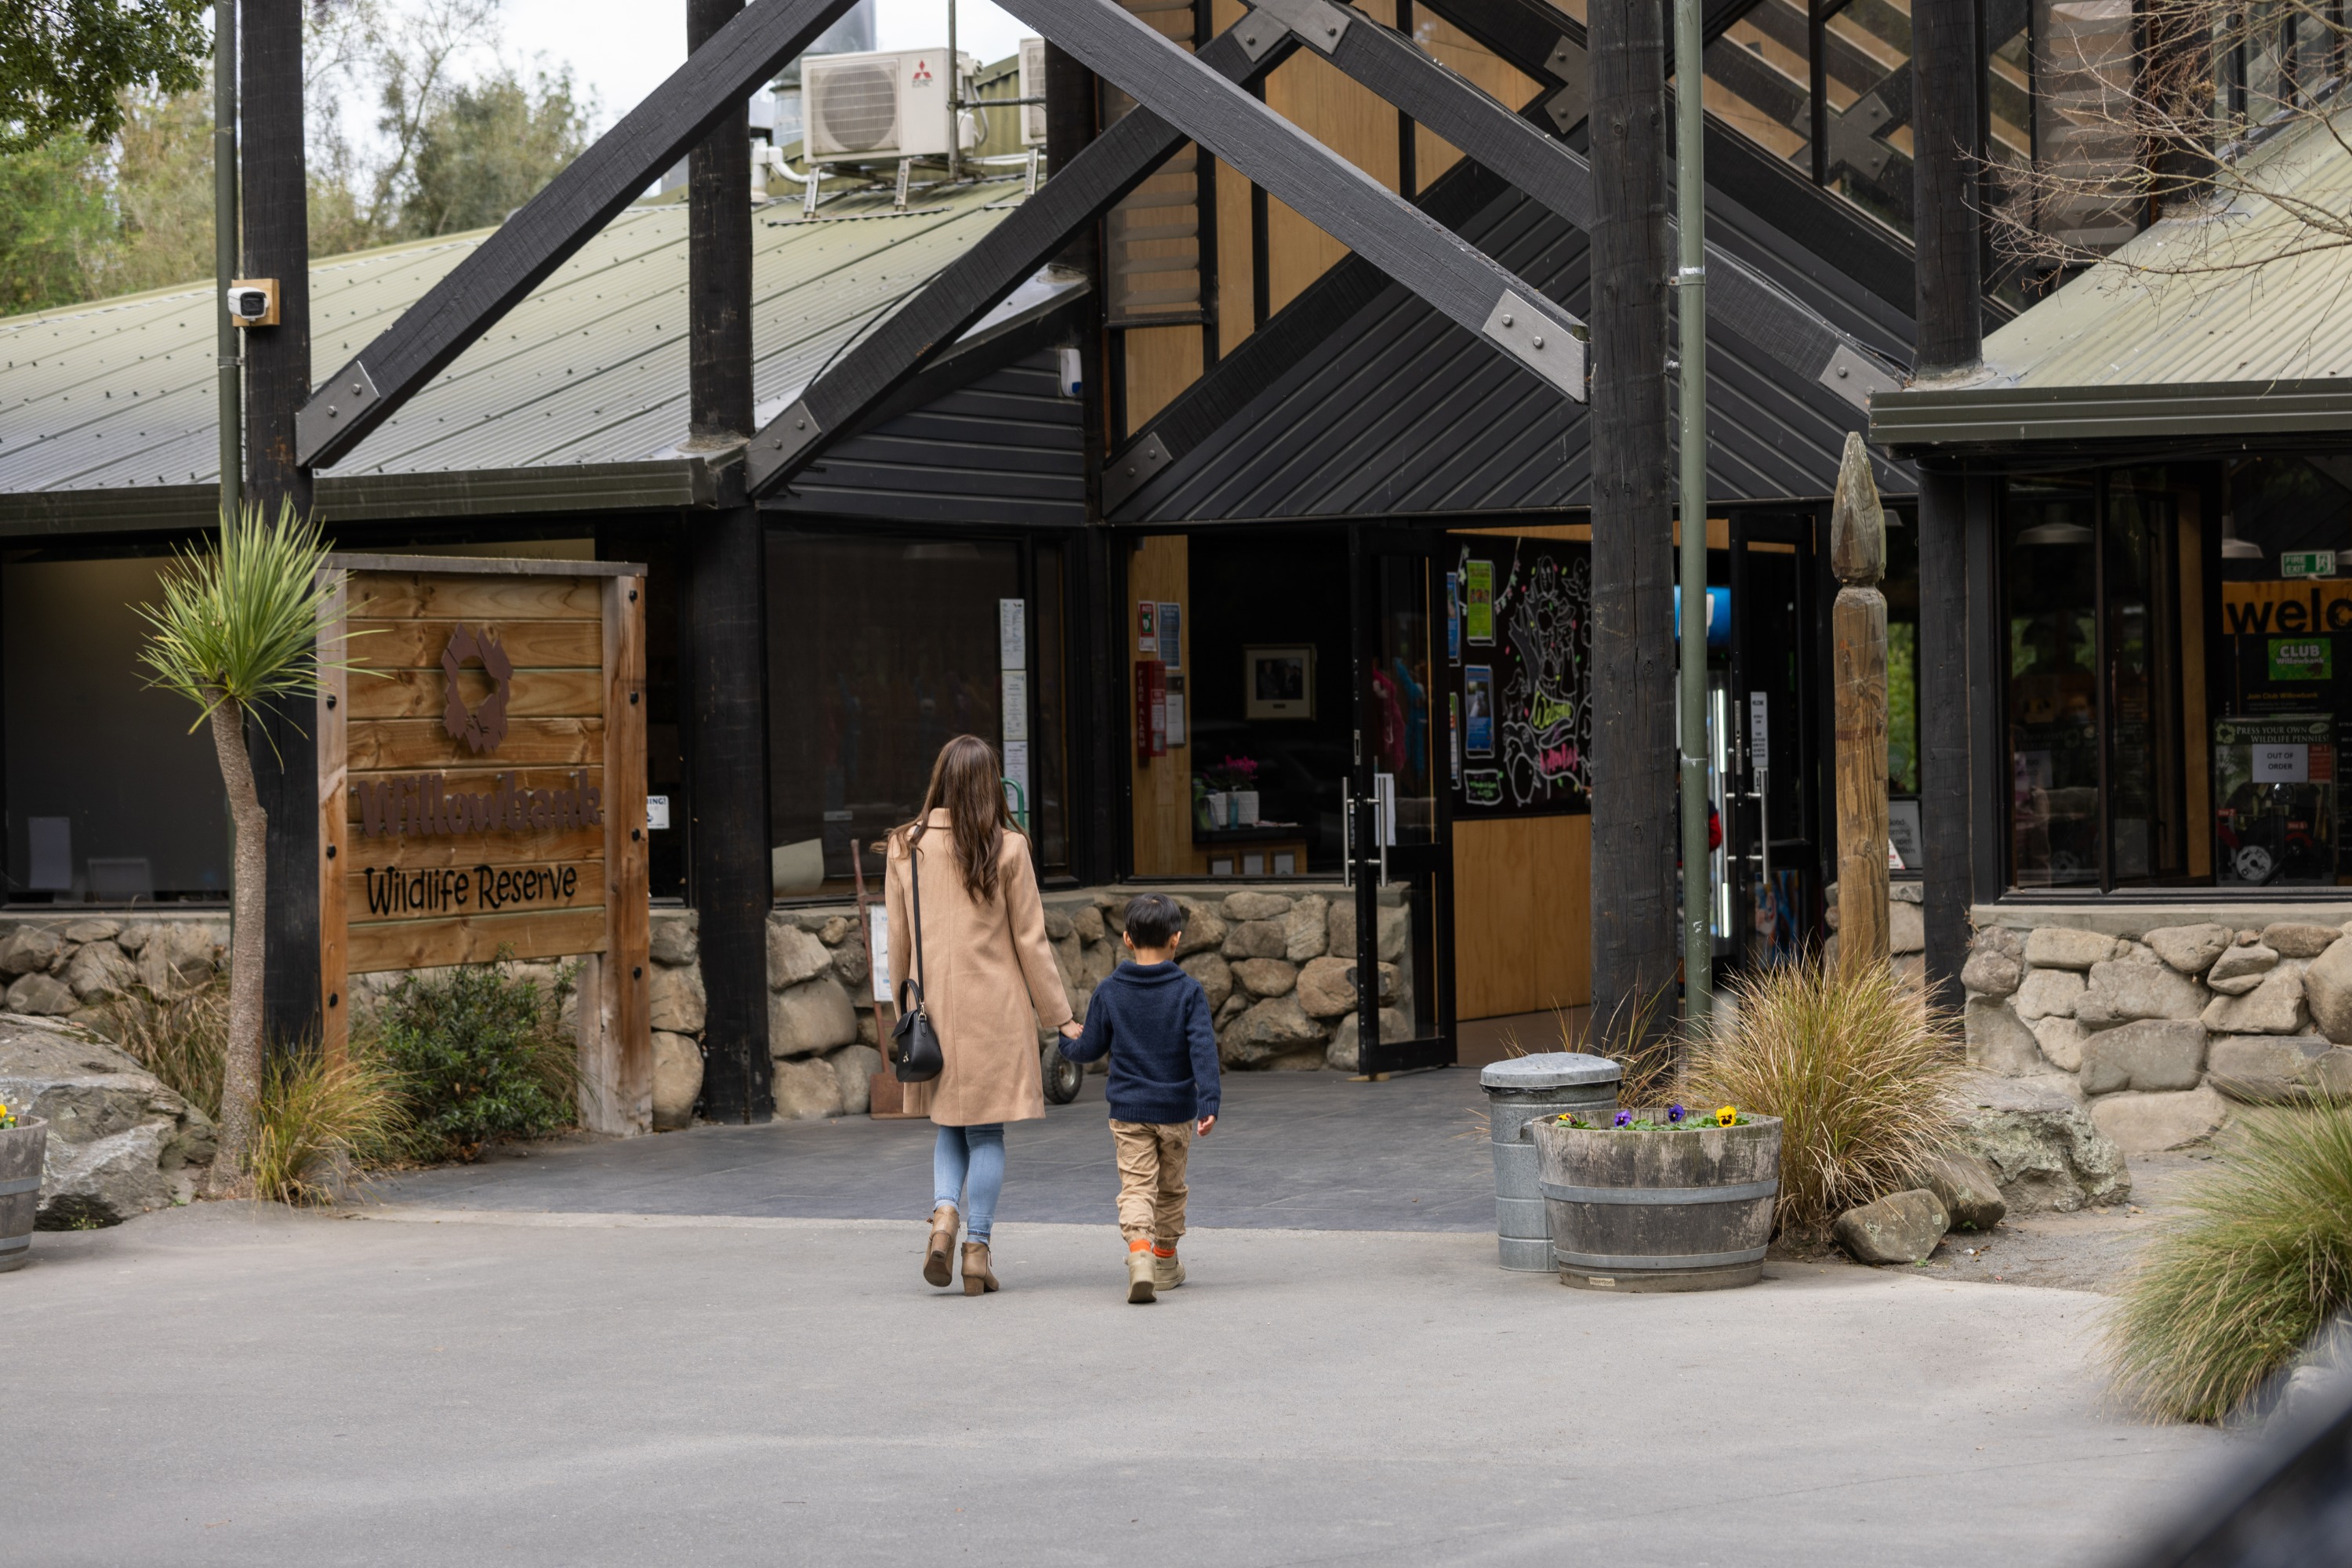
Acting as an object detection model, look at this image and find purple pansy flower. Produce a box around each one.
[1613,1109,1633,1127]
[1667,1104,1686,1123]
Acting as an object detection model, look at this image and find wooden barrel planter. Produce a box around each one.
[0,1116,47,1274]
[1530,1110,1781,1293]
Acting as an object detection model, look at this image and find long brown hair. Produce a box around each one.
[897,734,1019,903]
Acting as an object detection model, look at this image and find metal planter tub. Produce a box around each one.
[1,1116,47,1273]
[1480,1054,1621,1271]
[1530,1111,1782,1293]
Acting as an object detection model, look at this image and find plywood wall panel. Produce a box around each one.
[1453,814,1591,1017]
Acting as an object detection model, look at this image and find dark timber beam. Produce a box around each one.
[745,22,1303,495]
[985,0,1589,399]
[294,0,858,470]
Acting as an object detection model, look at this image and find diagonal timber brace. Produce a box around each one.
[991,0,1590,400]
[743,23,1302,497]
[294,0,861,470]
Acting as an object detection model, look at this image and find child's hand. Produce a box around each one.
[1196,1114,1216,1138]
[1058,1020,1084,1039]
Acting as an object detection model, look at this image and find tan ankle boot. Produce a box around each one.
[1126,1243,1156,1304]
[962,1240,999,1296]
[1152,1245,1185,1291]
[924,1205,959,1289]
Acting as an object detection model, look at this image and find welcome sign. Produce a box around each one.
[316,555,651,1135]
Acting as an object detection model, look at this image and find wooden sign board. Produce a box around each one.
[316,554,652,1135]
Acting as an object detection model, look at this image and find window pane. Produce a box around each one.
[2105,472,2186,884]
[6,556,229,903]
[2005,477,2101,886]
[1033,543,1069,873]
[766,535,1023,897]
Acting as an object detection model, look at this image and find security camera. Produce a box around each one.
[225,280,278,327]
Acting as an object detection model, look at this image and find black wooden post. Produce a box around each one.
[1586,0,1679,1046]
[242,0,319,1051]
[686,0,775,1123]
[1912,0,1980,1007]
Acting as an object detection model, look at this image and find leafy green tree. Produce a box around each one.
[397,65,588,238]
[1,0,212,154]
[0,130,113,312]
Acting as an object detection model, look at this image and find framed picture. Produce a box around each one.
[1244,644,1316,720]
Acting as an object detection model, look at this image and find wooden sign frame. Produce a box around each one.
[316,554,652,1136]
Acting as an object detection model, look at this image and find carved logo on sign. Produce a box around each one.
[441,623,513,754]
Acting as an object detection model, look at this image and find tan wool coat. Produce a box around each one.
[885,811,1075,1127]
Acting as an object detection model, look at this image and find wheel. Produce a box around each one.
[2234,842,2278,886]
[1042,1043,1084,1105]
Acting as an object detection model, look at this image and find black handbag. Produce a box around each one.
[889,836,946,1083]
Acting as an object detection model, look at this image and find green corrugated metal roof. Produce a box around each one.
[0,173,1027,497]
[1873,107,2352,451]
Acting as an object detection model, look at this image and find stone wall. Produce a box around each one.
[0,913,227,1028]
[1962,906,2352,1152]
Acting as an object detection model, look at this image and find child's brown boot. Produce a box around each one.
[1126,1240,1156,1304]
[1152,1243,1185,1291]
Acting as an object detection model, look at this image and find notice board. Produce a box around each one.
[1444,534,1594,818]
[316,555,651,1135]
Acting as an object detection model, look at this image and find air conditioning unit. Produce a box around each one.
[803,48,978,164]
[1018,38,1047,147]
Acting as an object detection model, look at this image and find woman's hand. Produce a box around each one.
[1058,1020,1084,1040]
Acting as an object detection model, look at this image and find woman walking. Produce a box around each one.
[886,734,1083,1295]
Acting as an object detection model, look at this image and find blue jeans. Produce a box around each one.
[933,1124,1007,1243]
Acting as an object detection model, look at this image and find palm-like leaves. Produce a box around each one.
[136,499,343,720]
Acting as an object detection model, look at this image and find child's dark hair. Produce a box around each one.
[1123,893,1185,949]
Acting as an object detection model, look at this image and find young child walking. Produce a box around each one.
[1058,893,1221,1304]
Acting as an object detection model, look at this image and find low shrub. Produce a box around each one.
[370,962,578,1162]
[2107,1105,2352,1422]
[250,1048,409,1206]
[1682,953,1965,1245]
[102,978,230,1120]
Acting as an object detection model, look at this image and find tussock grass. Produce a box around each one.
[249,1047,410,1207]
[102,978,229,1120]
[2107,1105,2352,1423]
[1682,953,1965,1245]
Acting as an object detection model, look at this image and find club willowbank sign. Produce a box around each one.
[317,555,652,1136]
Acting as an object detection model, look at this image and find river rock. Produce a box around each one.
[769,978,858,1058]
[2201,962,2310,1036]
[0,926,60,978]
[2078,959,2208,1025]
[0,1019,215,1225]
[649,914,699,967]
[2024,927,2118,971]
[1230,958,1297,998]
[1180,952,1232,1011]
[767,923,833,989]
[1284,895,1330,963]
[1173,901,1228,956]
[1911,1152,2006,1231]
[1070,904,1105,944]
[6,973,76,1017]
[60,942,136,1001]
[1325,1007,1413,1073]
[2029,1016,2089,1073]
[1295,956,1356,1018]
[1042,908,1075,942]
[2144,924,2233,976]
[2206,942,2281,994]
[1221,891,1294,921]
[2013,967,2085,1021]
[1961,945,2024,999]
[651,1032,702,1130]
[648,964,706,1035]
[1222,920,1289,960]
[770,1054,844,1121]
[2089,1085,2228,1152]
[1965,999,2047,1076]
[1955,1071,2130,1213]
[2078,1018,2207,1095]
[2207,1035,2333,1104]
[828,1044,882,1116]
[1890,902,1926,956]
[1833,1189,1951,1264]
[137,924,220,995]
[2304,936,2352,1044]
[1221,995,1327,1068]
[831,935,870,993]
[2264,923,2345,960]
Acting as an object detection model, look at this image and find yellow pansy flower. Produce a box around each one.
[1715,1105,1737,1127]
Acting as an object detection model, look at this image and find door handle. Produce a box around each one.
[1341,786,1355,890]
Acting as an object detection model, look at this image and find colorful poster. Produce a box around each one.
[1446,571,1462,665]
[1464,665,1494,757]
[1137,601,1157,655]
[1449,692,1461,783]
[2215,713,2336,885]
[1159,602,1182,672]
[1465,561,1494,644]
[2271,637,2334,681]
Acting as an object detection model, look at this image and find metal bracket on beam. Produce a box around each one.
[1102,432,1173,511]
[1817,343,1900,408]
[757,400,826,473]
[1541,37,1589,130]
[1483,290,1586,397]
[305,361,382,448]
[1246,0,1354,53]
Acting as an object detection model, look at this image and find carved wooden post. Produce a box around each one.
[1831,432,1890,978]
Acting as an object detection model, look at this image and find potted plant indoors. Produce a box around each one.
[0,1099,46,1272]
[1530,1103,1783,1292]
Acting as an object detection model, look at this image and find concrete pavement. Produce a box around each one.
[3,1201,2230,1566]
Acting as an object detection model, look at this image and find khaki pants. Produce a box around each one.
[1110,1119,1192,1243]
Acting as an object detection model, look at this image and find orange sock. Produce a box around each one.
[1152,1243,1175,1258]
[1128,1238,1150,1252]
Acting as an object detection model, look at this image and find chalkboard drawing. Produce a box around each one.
[1497,552,1593,809]
[1466,561,1494,644]
[1464,769,1503,806]
[1464,665,1494,757]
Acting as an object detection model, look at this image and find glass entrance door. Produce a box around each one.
[1349,528,1456,1075]
[1724,514,1822,973]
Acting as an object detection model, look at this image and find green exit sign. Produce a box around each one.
[2283,550,2337,578]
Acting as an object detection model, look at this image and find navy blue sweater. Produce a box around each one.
[1059,960,1222,1125]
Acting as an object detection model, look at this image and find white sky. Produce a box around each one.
[495,0,1035,132]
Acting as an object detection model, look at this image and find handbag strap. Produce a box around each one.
[902,829,929,1010]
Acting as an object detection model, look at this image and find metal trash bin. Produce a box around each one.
[1482,1053,1621,1271]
